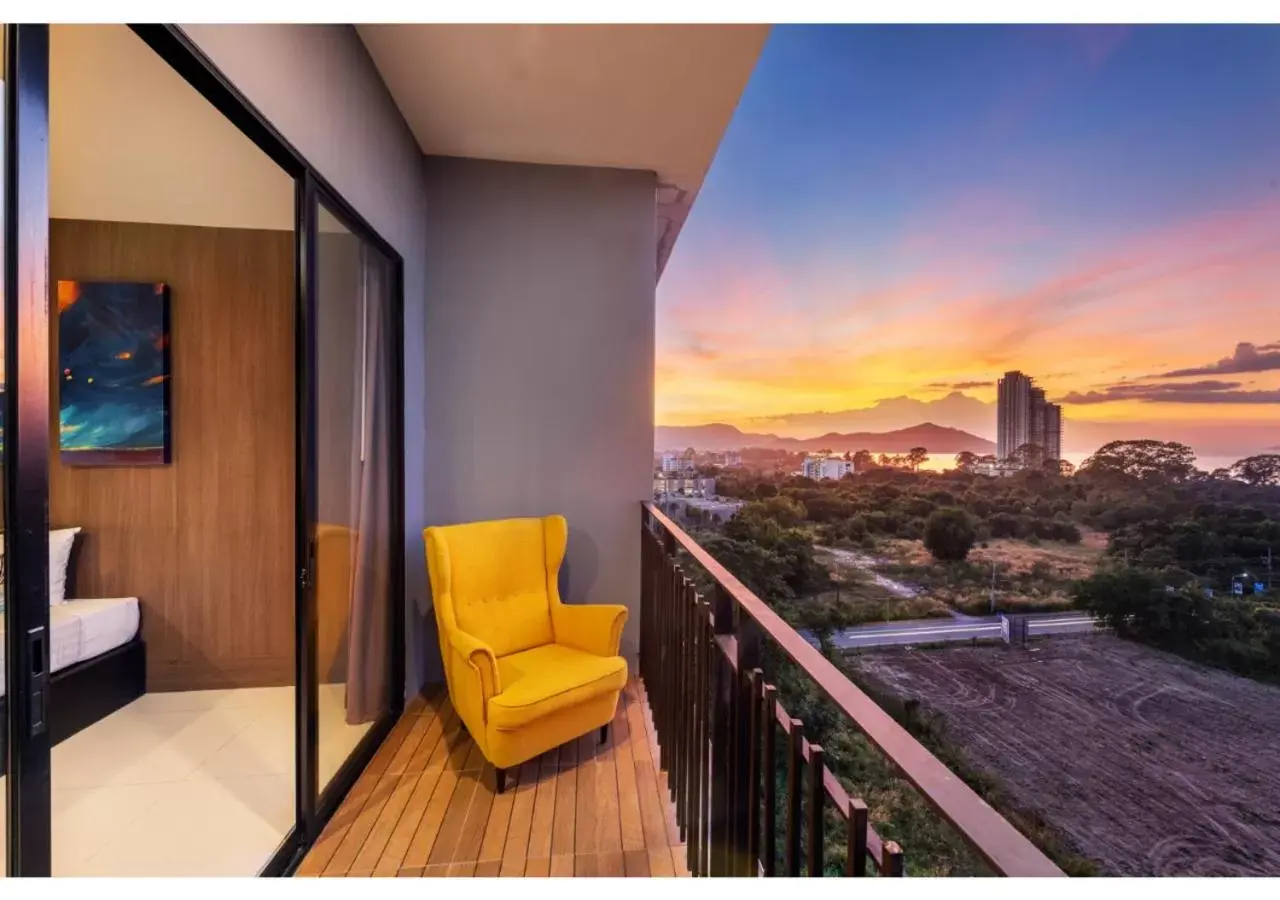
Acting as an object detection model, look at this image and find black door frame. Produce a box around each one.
[4,22,53,878]
[3,23,407,877]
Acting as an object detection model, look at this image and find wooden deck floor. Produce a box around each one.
[297,679,690,877]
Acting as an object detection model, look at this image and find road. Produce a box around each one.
[817,610,1100,650]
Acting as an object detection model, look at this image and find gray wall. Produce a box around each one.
[422,158,656,671]
[180,24,434,696]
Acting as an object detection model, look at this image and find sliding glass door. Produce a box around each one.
[302,186,402,833]
[4,24,404,876]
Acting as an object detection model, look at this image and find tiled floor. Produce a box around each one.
[298,679,690,877]
[1,683,370,876]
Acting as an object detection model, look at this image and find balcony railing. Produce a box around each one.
[638,502,1064,877]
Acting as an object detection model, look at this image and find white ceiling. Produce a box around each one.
[356,24,768,272]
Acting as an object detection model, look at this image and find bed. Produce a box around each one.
[0,597,145,774]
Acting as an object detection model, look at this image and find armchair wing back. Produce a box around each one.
[427,516,557,658]
[424,515,629,781]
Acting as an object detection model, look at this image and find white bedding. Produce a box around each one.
[0,597,140,698]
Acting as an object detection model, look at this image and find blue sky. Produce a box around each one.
[656,25,1280,456]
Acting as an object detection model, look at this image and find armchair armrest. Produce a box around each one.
[449,628,501,697]
[552,603,628,657]
[445,628,501,729]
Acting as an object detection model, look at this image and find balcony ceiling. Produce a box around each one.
[355,24,769,275]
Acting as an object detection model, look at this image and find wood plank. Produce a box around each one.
[396,866,424,877]
[372,756,451,875]
[297,770,376,875]
[447,862,477,877]
[405,704,450,774]
[450,766,498,866]
[474,860,501,877]
[348,770,423,875]
[425,704,464,770]
[598,850,625,876]
[526,748,559,861]
[574,733,599,856]
[623,849,650,877]
[575,853,598,877]
[322,772,402,875]
[626,683,652,764]
[422,864,450,877]
[634,758,669,851]
[366,712,419,778]
[525,858,550,877]
[426,767,482,865]
[550,739,578,857]
[614,692,647,852]
[385,709,435,776]
[478,762,521,862]
[550,854,574,877]
[447,717,474,771]
[400,765,461,870]
[597,714,623,858]
[672,845,691,877]
[499,758,541,875]
[637,684,684,849]
[350,705,449,874]
[462,737,488,772]
[648,846,676,877]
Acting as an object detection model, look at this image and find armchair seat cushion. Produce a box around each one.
[490,644,627,732]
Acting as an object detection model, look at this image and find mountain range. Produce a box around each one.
[654,421,995,455]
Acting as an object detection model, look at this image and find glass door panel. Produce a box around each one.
[313,202,393,795]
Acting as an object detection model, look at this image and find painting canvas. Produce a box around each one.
[58,280,171,465]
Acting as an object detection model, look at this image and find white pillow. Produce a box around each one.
[0,527,79,606]
[49,527,81,605]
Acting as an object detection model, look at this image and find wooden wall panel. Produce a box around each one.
[49,218,295,691]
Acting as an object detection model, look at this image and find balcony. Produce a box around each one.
[297,679,689,877]
[299,503,1063,878]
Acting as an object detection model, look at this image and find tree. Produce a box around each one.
[1229,454,1280,486]
[852,449,873,471]
[1010,442,1045,471]
[906,446,929,472]
[954,450,978,473]
[1079,439,1197,483]
[923,507,976,562]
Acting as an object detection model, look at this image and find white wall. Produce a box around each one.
[180,24,432,696]
[51,26,294,230]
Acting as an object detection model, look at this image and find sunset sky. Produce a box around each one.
[657,25,1280,460]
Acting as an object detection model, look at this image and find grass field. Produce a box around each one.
[876,534,1106,615]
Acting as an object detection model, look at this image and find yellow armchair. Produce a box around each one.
[424,515,628,791]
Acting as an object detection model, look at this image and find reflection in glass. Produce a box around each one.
[315,205,393,791]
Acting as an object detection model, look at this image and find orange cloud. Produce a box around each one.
[657,195,1280,430]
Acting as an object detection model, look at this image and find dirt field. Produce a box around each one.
[848,636,1280,875]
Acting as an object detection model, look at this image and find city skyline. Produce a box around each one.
[656,25,1280,460]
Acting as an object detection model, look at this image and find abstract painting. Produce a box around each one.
[58,280,171,465]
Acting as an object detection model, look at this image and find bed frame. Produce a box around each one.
[0,634,146,777]
[1,542,148,774]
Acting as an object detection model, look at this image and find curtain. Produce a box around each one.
[343,244,392,725]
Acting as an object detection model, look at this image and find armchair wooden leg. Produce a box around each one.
[599,724,609,745]
[495,767,506,794]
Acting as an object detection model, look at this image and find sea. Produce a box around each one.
[914,451,1245,475]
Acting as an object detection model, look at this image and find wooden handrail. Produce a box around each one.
[642,502,1064,877]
